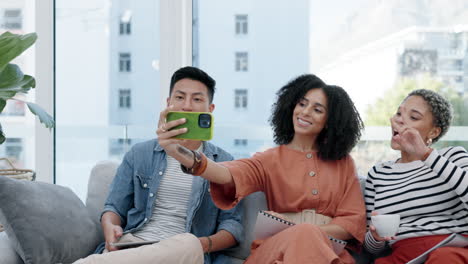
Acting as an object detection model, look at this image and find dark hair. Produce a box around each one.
[270,74,364,160]
[169,66,216,103]
[406,89,453,143]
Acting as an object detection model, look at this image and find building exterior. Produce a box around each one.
[194,0,311,158]
[107,0,161,159]
[0,0,35,169]
[318,26,468,118]
[54,0,161,199]
[54,0,111,199]
[398,27,468,94]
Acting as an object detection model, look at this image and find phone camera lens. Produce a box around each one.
[198,114,211,128]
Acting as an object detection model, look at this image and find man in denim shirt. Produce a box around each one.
[75,67,243,264]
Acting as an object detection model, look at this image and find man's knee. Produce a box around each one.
[157,233,203,254]
[169,233,200,246]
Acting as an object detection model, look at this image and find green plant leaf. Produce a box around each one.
[0,99,6,113]
[0,122,4,145]
[0,64,35,96]
[0,91,16,100]
[0,63,23,87]
[0,32,37,72]
[26,102,55,128]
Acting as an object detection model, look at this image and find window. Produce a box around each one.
[0,138,23,168]
[450,33,460,49]
[399,49,437,76]
[439,59,463,71]
[2,9,22,30]
[119,53,131,72]
[234,89,248,109]
[235,15,248,35]
[56,0,161,200]
[4,138,23,162]
[235,52,248,71]
[119,21,131,35]
[196,1,468,171]
[234,139,248,147]
[454,60,463,71]
[119,89,131,109]
[0,99,25,116]
[119,11,132,35]
[109,138,132,157]
[0,5,34,172]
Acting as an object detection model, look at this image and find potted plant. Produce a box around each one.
[0,31,54,144]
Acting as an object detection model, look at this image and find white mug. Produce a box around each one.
[371,214,400,237]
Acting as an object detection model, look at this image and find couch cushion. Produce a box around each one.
[223,191,268,260]
[0,176,101,264]
[0,232,23,264]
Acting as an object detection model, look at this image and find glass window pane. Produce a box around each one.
[56,0,161,201]
[194,0,468,173]
[0,0,35,170]
[195,0,311,159]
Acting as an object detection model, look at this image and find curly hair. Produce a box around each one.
[407,89,453,143]
[270,74,364,160]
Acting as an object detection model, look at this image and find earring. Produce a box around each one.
[426,138,433,146]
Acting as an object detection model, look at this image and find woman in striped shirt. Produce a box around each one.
[364,89,468,264]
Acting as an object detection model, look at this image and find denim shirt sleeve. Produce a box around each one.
[212,147,245,244]
[101,148,135,227]
[216,198,244,243]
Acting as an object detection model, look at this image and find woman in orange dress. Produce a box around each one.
[158,74,367,263]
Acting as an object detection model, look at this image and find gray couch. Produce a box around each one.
[0,161,378,264]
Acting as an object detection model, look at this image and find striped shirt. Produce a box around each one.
[364,146,468,253]
[132,154,195,241]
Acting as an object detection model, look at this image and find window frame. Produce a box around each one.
[36,0,192,183]
[37,1,468,184]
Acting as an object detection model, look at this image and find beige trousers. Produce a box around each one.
[73,233,203,264]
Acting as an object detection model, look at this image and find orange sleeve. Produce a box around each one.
[329,156,367,244]
[210,154,267,210]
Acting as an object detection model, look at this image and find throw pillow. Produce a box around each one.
[0,176,101,264]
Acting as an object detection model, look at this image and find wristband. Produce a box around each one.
[206,236,213,253]
[181,150,208,175]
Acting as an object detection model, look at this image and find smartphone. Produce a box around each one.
[166,111,214,141]
[110,240,159,249]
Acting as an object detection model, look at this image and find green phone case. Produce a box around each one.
[166,111,214,141]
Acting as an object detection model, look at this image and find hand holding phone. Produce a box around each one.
[166,111,214,141]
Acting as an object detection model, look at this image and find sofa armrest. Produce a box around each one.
[222,191,268,260]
